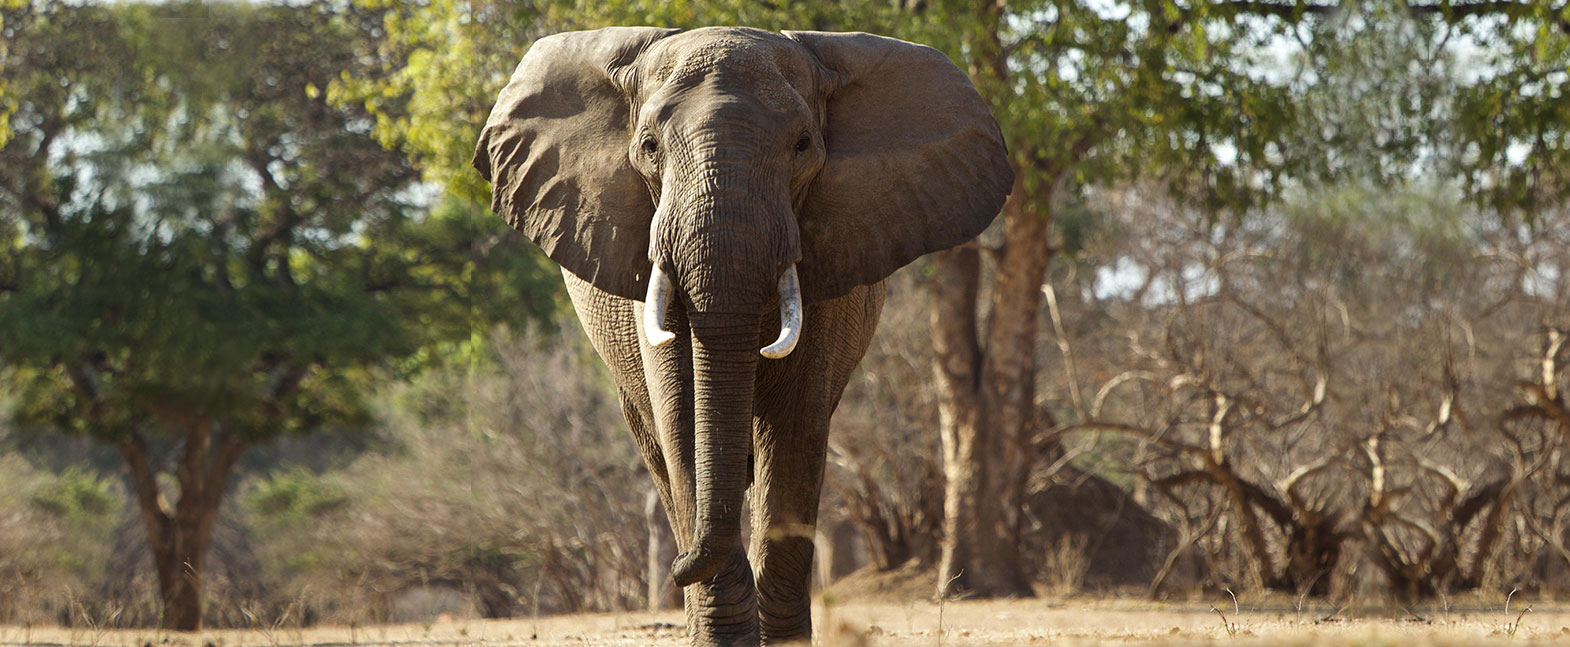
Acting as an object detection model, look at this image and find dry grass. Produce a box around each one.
[5,597,1570,647]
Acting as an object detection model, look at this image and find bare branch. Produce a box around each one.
[115,429,170,541]
[1090,370,1160,419]
[1043,282,1088,419]
[1209,395,1234,467]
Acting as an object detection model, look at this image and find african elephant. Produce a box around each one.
[474,26,1012,646]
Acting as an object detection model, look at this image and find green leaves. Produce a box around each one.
[0,2,557,446]
[1413,1,1570,217]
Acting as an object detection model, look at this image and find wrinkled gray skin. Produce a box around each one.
[475,27,1012,646]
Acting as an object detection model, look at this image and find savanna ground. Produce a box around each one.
[4,596,1568,647]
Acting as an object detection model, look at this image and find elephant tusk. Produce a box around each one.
[760,265,802,359]
[643,265,677,348]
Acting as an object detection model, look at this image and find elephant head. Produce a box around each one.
[474,26,1012,586]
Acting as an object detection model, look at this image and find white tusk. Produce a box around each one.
[760,265,802,359]
[643,265,676,348]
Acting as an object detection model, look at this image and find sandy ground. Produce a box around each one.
[4,598,1570,646]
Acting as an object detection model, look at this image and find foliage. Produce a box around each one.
[1413,0,1570,215]
[0,2,364,442]
[0,0,559,446]
[29,466,119,522]
[335,0,1325,217]
[247,468,349,523]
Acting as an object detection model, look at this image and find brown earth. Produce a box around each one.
[4,597,1570,647]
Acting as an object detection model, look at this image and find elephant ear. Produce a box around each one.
[784,31,1014,302]
[474,27,678,301]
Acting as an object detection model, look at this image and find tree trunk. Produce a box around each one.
[932,173,1054,598]
[646,489,680,610]
[151,527,206,631]
[117,420,246,631]
[816,520,863,588]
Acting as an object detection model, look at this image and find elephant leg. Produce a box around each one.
[750,283,886,645]
[749,401,828,645]
[564,272,698,614]
[683,545,760,647]
[615,387,673,514]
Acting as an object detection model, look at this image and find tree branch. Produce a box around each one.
[115,429,170,539]
[202,431,249,513]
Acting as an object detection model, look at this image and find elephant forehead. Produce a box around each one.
[640,31,815,114]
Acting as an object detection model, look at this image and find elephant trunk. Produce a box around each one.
[657,159,798,586]
[670,310,759,586]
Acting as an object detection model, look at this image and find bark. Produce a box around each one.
[116,420,247,631]
[646,489,680,610]
[932,172,1053,598]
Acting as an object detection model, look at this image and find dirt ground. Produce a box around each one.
[5,597,1570,647]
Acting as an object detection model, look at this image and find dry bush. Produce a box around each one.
[826,268,945,573]
[87,500,268,628]
[1,422,273,629]
[827,265,1178,594]
[243,321,651,623]
[0,455,121,625]
[1044,182,1570,602]
[1040,534,1091,596]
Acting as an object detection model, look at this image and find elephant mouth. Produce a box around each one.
[643,263,802,358]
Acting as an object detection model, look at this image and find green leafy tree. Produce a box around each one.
[1406,0,1570,215]
[877,0,1343,597]
[0,1,554,629]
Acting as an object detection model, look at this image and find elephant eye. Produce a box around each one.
[795,132,812,154]
[641,137,659,157]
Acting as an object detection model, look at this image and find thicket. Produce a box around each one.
[1050,185,1570,601]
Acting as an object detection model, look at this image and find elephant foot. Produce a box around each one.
[684,546,758,647]
[757,535,814,646]
[758,603,811,646]
[760,626,811,646]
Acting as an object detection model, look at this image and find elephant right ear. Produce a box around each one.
[784,31,1013,303]
[474,27,678,301]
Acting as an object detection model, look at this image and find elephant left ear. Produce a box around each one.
[473,27,679,301]
[784,31,1014,302]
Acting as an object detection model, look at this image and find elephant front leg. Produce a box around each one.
[684,545,759,647]
[749,417,827,645]
[750,283,884,645]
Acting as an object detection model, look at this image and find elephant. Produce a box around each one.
[474,26,1012,646]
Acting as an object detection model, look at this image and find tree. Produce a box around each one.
[0,2,552,629]
[904,0,1331,597]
